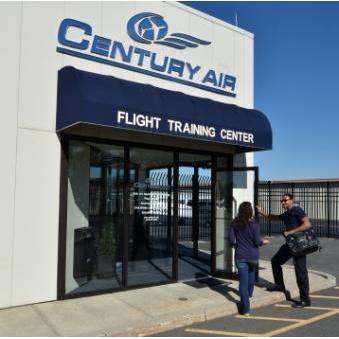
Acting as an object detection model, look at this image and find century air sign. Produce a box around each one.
[56,13,237,97]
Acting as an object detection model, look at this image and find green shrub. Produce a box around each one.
[97,223,116,257]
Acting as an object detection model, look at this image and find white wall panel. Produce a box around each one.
[232,35,245,106]
[12,129,60,306]
[18,2,64,131]
[0,2,22,309]
[61,1,102,73]
[243,37,254,108]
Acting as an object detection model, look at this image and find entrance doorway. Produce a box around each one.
[60,137,258,299]
[178,153,212,281]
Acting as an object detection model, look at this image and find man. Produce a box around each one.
[256,193,312,308]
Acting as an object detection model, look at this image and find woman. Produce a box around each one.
[228,201,269,315]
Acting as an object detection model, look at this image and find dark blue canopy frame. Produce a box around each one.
[56,66,272,150]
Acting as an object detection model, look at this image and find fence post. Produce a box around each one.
[192,166,199,258]
[167,168,172,250]
[268,180,271,236]
[327,181,330,238]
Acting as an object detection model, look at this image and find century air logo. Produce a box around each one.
[56,14,237,97]
[127,12,211,50]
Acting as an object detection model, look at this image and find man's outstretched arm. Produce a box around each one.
[256,205,281,221]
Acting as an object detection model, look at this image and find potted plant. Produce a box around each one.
[96,222,116,278]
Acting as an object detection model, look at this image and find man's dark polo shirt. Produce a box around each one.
[279,205,307,230]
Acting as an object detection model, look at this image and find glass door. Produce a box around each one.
[213,167,258,276]
[63,139,258,297]
[128,147,174,286]
[177,153,212,281]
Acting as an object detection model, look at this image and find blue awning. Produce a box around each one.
[56,66,272,150]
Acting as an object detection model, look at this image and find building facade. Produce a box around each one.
[0,1,272,309]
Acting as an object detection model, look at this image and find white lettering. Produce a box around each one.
[220,129,254,144]
[166,119,215,138]
[116,111,161,129]
[167,119,175,131]
[117,110,126,123]
[175,121,183,132]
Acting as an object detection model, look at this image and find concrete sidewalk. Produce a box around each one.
[0,260,335,337]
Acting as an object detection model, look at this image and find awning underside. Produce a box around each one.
[56,66,272,151]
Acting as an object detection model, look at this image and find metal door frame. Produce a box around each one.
[176,159,213,280]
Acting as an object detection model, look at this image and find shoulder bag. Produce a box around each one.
[285,229,321,256]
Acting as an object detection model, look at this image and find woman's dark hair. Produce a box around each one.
[232,201,253,229]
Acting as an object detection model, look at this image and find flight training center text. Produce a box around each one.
[116,110,254,144]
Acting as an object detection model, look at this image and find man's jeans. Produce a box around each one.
[236,260,257,314]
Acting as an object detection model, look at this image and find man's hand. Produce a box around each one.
[256,205,263,215]
[283,230,293,237]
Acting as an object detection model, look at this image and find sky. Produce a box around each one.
[184,1,339,181]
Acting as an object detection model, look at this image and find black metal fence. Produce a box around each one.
[148,171,172,241]
[199,176,212,240]
[178,173,193,241]
[258,180,339,238]
[146,172,212,242]
[177,174,211,242]
[89,169,212,242]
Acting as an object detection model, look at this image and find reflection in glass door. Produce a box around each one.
[128,148,174,286]
[65,141,124,296]
[88,144,124,286]
[178,153,212,281]
[214,167,258,276]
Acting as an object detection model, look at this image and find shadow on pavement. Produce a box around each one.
[183,273,240,305]
[255,276,298,302]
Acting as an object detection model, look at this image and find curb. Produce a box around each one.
[111,266,336,337]
[112,294,284,337]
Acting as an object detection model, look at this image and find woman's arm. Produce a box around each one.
[252,222,270,246]
[228,225,236,246]
[253,222,263,247]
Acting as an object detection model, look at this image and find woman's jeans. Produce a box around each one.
[236,260,257,314]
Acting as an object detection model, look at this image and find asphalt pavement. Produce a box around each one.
[154,286,339,337]
[154,236,339,337]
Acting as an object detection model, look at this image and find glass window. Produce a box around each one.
[128,148,174,286]
[65,141,124,296]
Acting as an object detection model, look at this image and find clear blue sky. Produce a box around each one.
[184,1,339,180]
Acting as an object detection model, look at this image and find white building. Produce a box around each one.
[0,1,272,309]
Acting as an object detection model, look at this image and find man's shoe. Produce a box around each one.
[292,301,311,308]
[284,290,292,301]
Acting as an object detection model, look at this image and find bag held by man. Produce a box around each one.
[285,229,321,256]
